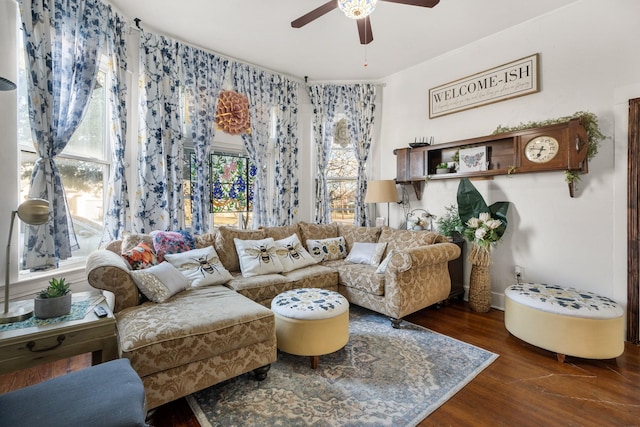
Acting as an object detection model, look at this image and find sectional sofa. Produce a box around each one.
[86,222,461,409]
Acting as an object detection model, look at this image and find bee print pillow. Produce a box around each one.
[274,234,318,273]
[165,246,233,287]
[234,237,285,278]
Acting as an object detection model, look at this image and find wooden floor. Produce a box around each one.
[1,299,639,426]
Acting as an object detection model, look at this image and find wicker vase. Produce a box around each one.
[468,264,491,312]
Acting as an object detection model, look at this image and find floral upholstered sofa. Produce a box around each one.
[86,222,460,409]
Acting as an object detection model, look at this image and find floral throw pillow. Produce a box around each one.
[164,246,233,287]
[121,241,157,270]
[234,237,284,278]
[306,236,348,262]
[150,230,196,262]
[274,234,318,272]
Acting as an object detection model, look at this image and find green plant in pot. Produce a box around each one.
[435,204,463,238]
[436,162,450,174]
[34,278,72,319]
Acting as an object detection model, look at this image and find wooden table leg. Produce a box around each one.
[310,355,318,369]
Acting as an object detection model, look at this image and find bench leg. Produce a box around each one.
[310,355,319,369]
[557,353,566,363]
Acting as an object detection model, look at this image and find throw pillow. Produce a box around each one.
[121,232,153,253]
[129,261,190,303]
[376,249,398,274]
[164,246,233,287]
[214,227,267,272]
[345,242,388,266]
[306,236,348,262]
[274,234,318,272]
[234,237,285,278]
[121,241,157,270]
[150,230,196,262]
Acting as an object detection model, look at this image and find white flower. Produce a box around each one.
[467,217,480,228]
[475,228,487,240]
[479,212,491,222]
[486,219,502,229]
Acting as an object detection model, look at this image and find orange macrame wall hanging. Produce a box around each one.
[215,90,251,135]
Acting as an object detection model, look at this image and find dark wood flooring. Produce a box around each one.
[1,299,638,426]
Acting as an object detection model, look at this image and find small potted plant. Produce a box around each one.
[435,204,463,238]
[436,162,450,174]
[34,278,72,319]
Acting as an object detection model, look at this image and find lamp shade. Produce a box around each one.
[364,180,398,203]
[16,198,50,225]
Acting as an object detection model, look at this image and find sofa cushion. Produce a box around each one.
[338,224,382,252]
[336,263,385,296]
[225,272,290,304]
[378,228,440,257]
[261,224,301,241]
[116,286,274,377]
[165,246,233,287]
[345,242,387,266]
[215,227,266,272]
[306,236,348,262]
[298,221,338,243]
[274,234,318,272]
[121,232,153,253]
[235,237,285,277]
[150,230,196,262]
[130,261,190,303]
[122,241,157,270]
[194,231,217,249]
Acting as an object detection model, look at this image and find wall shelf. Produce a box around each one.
[394,118,589,198]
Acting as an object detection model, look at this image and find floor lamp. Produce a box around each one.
[364,180,399,226]
[1,198,50,324]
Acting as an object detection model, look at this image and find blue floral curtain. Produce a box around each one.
[341,84,377,226]
[101,7,129,244]
[232,63,275,228]
[135,32,183,233]
[272,76,299,226]
[182,46,228,235]
[308,84,340,224]
[19,0,107,269]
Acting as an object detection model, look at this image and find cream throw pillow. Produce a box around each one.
[164,246,233,287]
[274,234,318,272]
[130,261,190,303]
[346,242,388,266]
[234,237,285,277]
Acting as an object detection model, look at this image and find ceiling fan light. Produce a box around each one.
[338,0,378,20]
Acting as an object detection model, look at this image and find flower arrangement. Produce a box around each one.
[457,178,510,265]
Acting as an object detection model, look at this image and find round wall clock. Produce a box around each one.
[524,136,559,163]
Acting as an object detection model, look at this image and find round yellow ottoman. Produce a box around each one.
[504,283,624,362]
[271,288,349,369]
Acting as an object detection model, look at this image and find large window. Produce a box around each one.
[18,59,109,268]
[327,132,358,223]
[185,152,256,228]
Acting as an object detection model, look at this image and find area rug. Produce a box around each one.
[187,306,498,427]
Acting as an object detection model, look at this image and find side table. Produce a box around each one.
[0,291,117,374]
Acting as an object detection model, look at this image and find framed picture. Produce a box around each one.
[458,146,488,173]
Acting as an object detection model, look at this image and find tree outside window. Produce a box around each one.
[327,139,358,223]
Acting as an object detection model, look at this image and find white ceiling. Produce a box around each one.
[107,0,579,81]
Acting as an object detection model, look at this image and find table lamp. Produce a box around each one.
[364,180,398,226]
[1,198,50,324]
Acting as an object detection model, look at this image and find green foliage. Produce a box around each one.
[457,178,510,240]
[493,111,606,161]
[437,162,449,169]
[38,278,70,299]
[435,204,463,237]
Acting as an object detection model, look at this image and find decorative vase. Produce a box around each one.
[468,244,492,313]
[34,293,72,319]
[468,264,491,312]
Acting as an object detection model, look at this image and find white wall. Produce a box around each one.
[377,0,640,309]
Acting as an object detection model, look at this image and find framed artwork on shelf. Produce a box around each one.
[458,146,488,173]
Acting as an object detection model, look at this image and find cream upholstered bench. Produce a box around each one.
[271,288,349,369]
[504,283,624,362]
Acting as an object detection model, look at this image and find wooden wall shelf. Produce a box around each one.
[394,118,589,198]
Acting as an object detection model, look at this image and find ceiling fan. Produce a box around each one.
[291,0,440,45]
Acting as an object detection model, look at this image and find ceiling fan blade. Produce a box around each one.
[291,1,338,28]
[379,0,440,8]
[357,17,373,45]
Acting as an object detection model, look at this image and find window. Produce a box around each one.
[18,53,109,269]
[185,152,256,228]
[327,125,358,223]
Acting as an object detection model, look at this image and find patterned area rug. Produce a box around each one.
[187,306,498,427]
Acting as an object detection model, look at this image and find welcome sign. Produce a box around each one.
[429,54,539,119]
